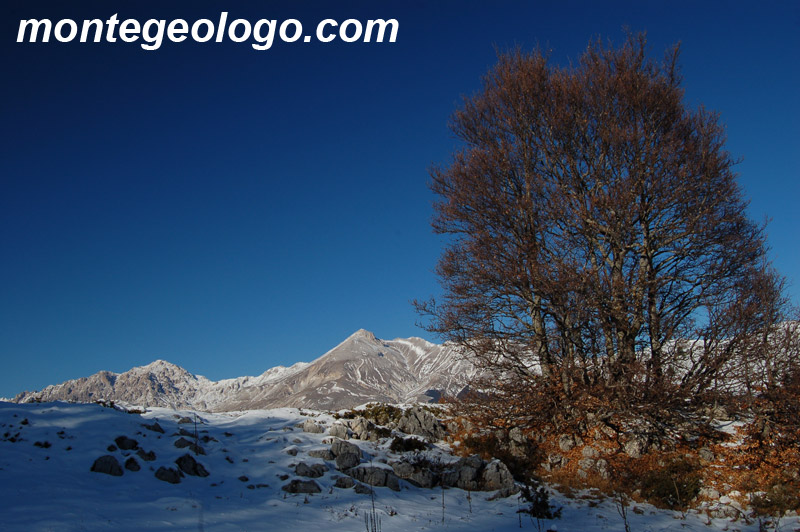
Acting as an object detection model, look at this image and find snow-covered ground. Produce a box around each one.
[0,401,794,531]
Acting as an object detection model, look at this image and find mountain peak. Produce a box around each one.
[348,329,378,342]
[131,360,194,378]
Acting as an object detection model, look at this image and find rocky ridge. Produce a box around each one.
[13,330,476,412]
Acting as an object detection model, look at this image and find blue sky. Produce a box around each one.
[1,1,798,398]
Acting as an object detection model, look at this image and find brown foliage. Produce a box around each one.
[417,32,792,419]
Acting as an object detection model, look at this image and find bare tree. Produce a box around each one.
[417,33,783,415]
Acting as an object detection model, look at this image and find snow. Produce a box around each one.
[1,401,793,531]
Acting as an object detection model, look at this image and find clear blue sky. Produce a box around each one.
[1,1,798,398]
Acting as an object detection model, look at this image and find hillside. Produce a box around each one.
[1,400,786,532]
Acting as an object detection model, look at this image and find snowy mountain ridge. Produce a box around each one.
[12,330,475,411]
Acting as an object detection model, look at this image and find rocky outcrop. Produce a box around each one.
[346,417,383,441]
[480,459,515,491]
[302,419,325,434]
[388,454,516,495]
[329,423,350,439]
[396,407,445,442]
[331,439,362,470]
[308,448,335,460]
[347,465,401,491]
[623,435,648,458]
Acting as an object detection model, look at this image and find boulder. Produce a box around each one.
[595,458,610,479]
[390,460,437,488]
[578,458,596,472]
[329,423,350,439]
[331,439,362,470]
[480,459,514,491]
[698,487,721,499]
[623,435,648,458]
[509,427,526,445]
[90,455,123,476]
[558,434,578,452]
[295,462,328,478]
[331,439,360,457]
[174,437,205,455]
[334,476,355,489]
[281,479,321,494]
[142,421,164,434]
[699,447,715,462]
[396,407,445,442]
[543,453,565,472]
[114,436,139,451]
[445,455,483,490]
[175,454,210,477]
[336,452,361,471]
[302,419,325,434]
[348,417,377,441]
[136,449,156,461]
[348,465,401,491]
[155,466,182,484]
[124,457,140,472]
[308,448,335,461]
[581,446,599,458]
[354,482,373,495]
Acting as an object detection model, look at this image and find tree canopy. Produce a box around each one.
[419,34,791,415]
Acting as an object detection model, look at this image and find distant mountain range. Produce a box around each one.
[11,330,476,411]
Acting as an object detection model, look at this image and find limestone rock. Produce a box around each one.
[302,419,324,434]
[295,462,328,478]
[623,435,648,458]
[174,437,205,455]
[124,457,140,472]
[396,407,445,442]
[581,446,599,458]
[354,482,373,495]
[90,455,123,476]
[480,459,514,491]
[390,460,437,488]
[331,439,362,470]
[334,476,355,489]
[175,454,209,477]
[348,465,401,491]
[155,466,182,484]
[142,421,165,434]
[136,449,156,461]
[281,479,321,494]
[329,423,350,439]
[558,434,578,452]
[114,436,139,451]
[308,448,335,461]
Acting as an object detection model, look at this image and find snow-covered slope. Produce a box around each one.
[12,330,475,411]
[0,401,780,532]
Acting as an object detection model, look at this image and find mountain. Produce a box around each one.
[12,330,476,411]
